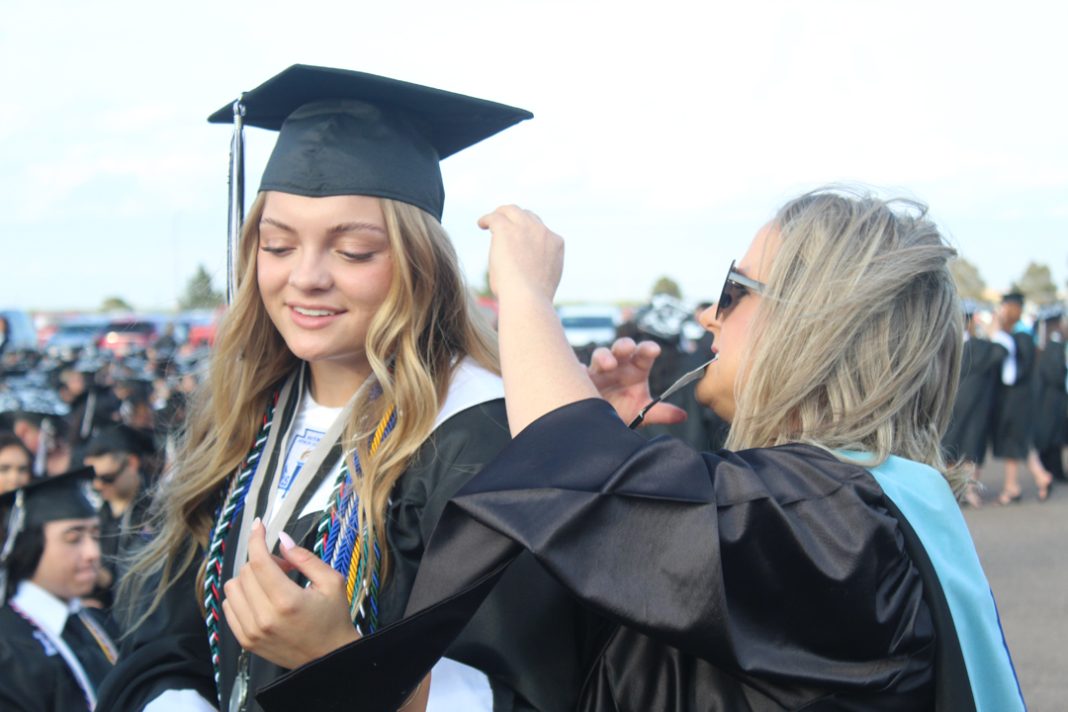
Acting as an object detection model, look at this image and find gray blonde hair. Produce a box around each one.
[726,187,964,492]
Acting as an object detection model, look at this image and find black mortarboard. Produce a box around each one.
[0,467,97,603]
[209,64,532,217]
[209,65,532,302]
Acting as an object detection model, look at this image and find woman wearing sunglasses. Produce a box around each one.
[258,188,1023,712]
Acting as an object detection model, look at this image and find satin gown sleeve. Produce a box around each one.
[258,398,938,711]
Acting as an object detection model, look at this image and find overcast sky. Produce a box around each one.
[2,0,1065,312]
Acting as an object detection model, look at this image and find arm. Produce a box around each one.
[477,206,597,435]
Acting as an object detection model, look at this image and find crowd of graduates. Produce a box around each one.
[941,294,1068,506]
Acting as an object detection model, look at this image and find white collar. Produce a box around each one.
[432,358,504,432]
[11,580,79,637]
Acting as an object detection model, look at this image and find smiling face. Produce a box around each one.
[31,517,101,601]
[256,192,395,401]
[694,222,781,422]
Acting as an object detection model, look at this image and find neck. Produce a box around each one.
[307,359,372,407]
[108,491,136,516]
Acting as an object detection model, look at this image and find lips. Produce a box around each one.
[291,305,342,317]
[287,304,346,330]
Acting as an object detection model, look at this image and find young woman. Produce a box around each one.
[259,189,1025,712]
[96,67,581,712]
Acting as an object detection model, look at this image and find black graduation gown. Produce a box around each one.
[0,605,114,712]
[97,398,589,712]
[992,332,1037,458]
[942,338,1007,464]
[1032,338,1067,452]
[257,399,1022,712]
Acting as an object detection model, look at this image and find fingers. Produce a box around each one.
[478,204,542,230]
[642,402,689,426]
[247,520,301,598]
[278,530,346,596]
[587,346,618,375]
[222,580,255,648]
[631,340,662,372]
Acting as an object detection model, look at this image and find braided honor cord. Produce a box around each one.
[313,404,397,632]
[203,391,279,695]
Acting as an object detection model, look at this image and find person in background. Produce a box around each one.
[82,425,153,613]
[991,292,1054,503]
[1033,304,1066,483]
[0,432,33,494]
[0,468,118,711]
[941,300,1010,507]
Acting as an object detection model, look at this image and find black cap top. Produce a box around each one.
[208,65,533,220]
[0,467,97,529]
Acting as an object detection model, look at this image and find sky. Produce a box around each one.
[1,0,1065,312]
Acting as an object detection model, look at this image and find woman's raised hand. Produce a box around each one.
[589,338,688,426]
[222,520,359,670]
[478,205,563,304]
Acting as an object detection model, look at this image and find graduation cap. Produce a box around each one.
[0,467,96,604]
[209,64,533,301]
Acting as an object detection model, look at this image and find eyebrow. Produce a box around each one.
[61,523,99,535]
[260,217,387,236]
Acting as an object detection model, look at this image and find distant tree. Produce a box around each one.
[100,296,133,312]
[948,258,986,301]
[651,276,682,299]
[1016,262,1058,304]
[179,264,225,310]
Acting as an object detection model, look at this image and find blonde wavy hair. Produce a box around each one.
[122,193,499,626]
[725,187,964,491]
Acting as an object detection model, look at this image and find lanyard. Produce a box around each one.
[230,365,369,579]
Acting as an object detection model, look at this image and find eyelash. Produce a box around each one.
[259,246,376,262]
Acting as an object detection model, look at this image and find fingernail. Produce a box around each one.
[253,516,262,528]
[278,531,296,551]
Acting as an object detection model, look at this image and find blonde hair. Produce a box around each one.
[725,187,964,491]
[121,193,498,626]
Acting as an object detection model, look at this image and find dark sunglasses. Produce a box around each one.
[715,260,766,320]
[92,457,128,485]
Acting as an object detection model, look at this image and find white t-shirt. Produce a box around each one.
[266,390,344,525]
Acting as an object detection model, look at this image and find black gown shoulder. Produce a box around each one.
[259,399,940,712]
[0,605,93,712]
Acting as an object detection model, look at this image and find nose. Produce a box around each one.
[84,535,101,567]
[698,303,720,332]
[288,249,333,292]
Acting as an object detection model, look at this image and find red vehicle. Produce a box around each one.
[97,319,157,355]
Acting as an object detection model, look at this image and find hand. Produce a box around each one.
[222,520,359,669]
[588,338,687,426]
[478,205,563,303]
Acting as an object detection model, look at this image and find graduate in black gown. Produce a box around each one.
[1033,304,1067,482]
[0,468,118,711]
[254,188,1024,712]
[991,292,1054,503]
[97,66,586,712]
[941,301,1011,506]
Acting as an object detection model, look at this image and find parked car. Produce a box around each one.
[180,309,223,348]
[97,318,158,355]
[46,316,109,353]
[0,309,39,352]
[557,304,622,349]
